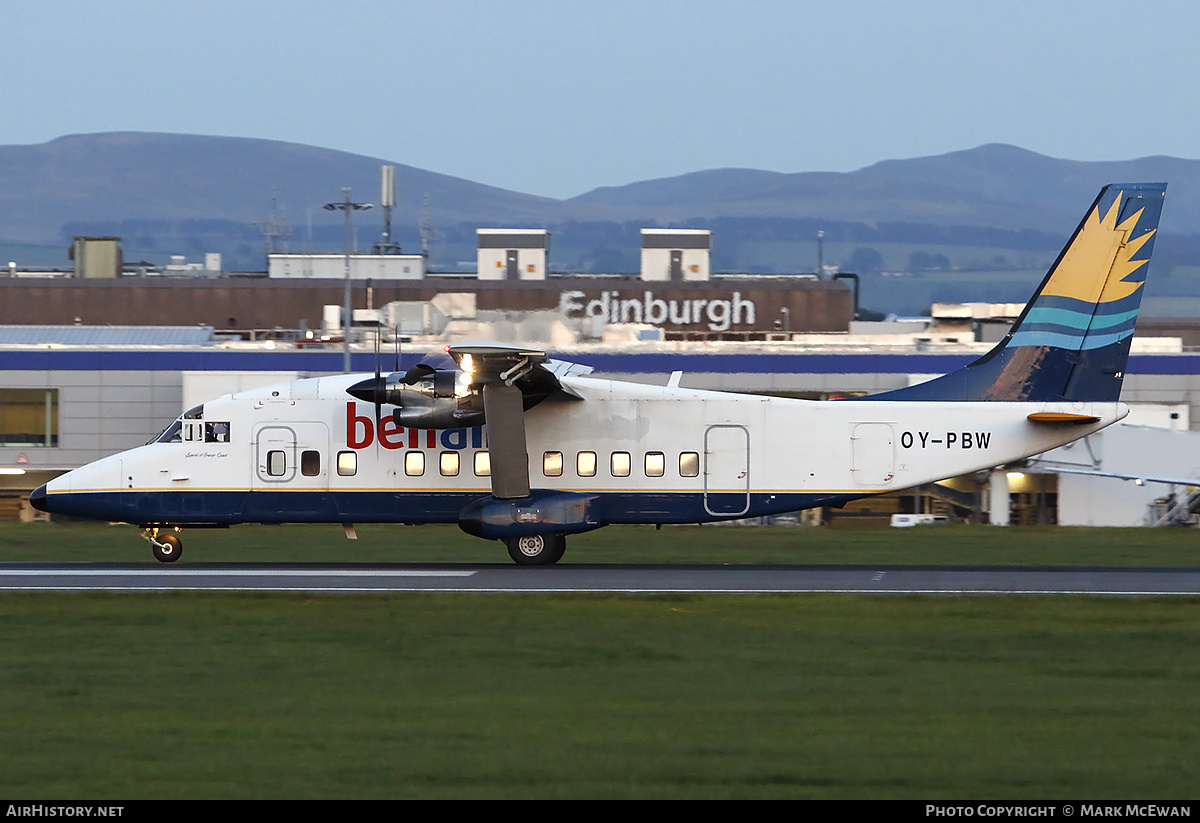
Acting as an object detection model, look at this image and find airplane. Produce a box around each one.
[30,183,1167,565]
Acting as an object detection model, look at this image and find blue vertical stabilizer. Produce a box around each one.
[870,183,1166,403]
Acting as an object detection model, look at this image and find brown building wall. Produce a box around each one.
[0,277,852,334]
[1136,318,1200,348]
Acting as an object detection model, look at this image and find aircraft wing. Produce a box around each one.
[447,343,590,403]
[348,343,592,500]
[446,343,588,499]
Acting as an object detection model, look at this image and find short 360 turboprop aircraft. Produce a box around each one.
[31,184,1166,564]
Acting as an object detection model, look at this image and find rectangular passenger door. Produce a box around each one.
[850,423,896,486]
[704,424,750,516]
[252,422,330,490]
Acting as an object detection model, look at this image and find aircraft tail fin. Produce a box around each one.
[872,183,1166,402]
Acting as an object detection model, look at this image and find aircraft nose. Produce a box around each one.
[29,484,48,512]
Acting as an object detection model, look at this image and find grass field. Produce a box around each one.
[1,522,1198,799]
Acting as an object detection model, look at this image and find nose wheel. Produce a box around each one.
[143,528,183,563]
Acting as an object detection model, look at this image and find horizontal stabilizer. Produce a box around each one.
[1038,466,1200,487]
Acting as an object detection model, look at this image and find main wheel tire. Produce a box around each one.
[152,533,183,563]
[506,533,566,566]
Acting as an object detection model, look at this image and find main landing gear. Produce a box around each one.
[142,527,183,563]
[505,533,566,566]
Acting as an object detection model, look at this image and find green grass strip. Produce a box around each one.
[0,593,1197,798]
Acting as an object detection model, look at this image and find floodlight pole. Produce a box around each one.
[324,188,373,372]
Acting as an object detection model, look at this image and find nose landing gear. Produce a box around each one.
[142,527,183,563]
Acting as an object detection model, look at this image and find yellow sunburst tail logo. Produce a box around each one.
[869,184,1167,403]
[1010,184,1166,351]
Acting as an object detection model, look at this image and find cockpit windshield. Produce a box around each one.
[152,418,183,444]
[152,405,204,444]
[151,405,231,445]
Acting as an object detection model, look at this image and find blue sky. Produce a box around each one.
[5,0,1198,199]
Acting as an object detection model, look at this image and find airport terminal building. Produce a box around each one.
[4,315,1200,528]
[5,229,1200,528]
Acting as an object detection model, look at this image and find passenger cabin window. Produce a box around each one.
[577,451,596,477]
[337,451,357,476]
[611,451,631,477]
[645,452,665,477]
[266,450,286,477]
[474,451,491,477]
[301,450,321,477]
[679,452,700,477]
[543,451,563,477]
[440,451,460,477]
[405,451,425,476]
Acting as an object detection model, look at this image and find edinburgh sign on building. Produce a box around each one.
[559,289,757,332]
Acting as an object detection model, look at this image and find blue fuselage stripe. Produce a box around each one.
[41,489,853,526]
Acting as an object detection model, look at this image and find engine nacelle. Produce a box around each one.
[348,368,483,429]
[392,396,483,429]
[348,357,563,431]
[458,490,603,539]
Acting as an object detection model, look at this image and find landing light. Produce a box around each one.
[455,370,472,398]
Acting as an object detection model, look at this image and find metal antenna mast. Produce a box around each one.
[324,188,373,372]
[420,192,432,263]
[373,165,401,255]
[257,188,291,266]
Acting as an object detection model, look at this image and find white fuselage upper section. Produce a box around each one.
[44,373,1126,513]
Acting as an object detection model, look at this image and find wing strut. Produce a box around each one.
[450,344,603,554]
[482,382,531,499]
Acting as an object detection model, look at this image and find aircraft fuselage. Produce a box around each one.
[38,372,1124,529]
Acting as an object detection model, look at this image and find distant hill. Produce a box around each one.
[0,132,585,245]
[1,133,1198,299]
[571,144,1200,234]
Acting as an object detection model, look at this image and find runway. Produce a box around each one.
[2,562,1200,594]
